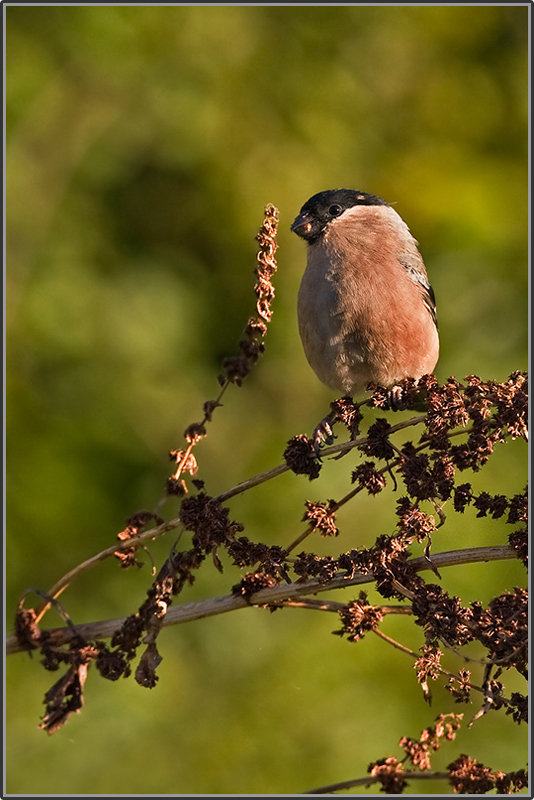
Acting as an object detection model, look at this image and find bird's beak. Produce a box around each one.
[291,211,320,240]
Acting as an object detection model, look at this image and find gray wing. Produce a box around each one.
[399,257,438,330]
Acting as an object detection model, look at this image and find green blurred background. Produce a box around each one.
[6,5,528,795]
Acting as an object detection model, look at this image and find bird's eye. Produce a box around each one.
[329,204,343,217]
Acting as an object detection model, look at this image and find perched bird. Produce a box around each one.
[291,189,439,401]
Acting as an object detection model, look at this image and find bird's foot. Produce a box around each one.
[312,416,336,454]
[387,385,408,411]
[387,383,429,412]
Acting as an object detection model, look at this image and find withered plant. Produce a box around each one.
[8,204,528,794]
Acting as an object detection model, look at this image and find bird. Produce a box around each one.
[291,189,439,405]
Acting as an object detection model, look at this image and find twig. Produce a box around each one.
[372,626,520,711]
[33,517,183,621]
[305,770,451,794]
[278,598,412,615]
[285,423,472,554]
[6,545,515,656]
[222,413,432,503]
[372,628,421,658]
[32,412,443,619]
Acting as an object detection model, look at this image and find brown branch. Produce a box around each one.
[285,423,472,553]
[371,628,521,711]
[305,770,451,794]
[33,517,183,621]
[278,598,412,615]
[6,545,515,656]
[221,412,432,503]
[372,628,422,658]
[32,411,439,620]
[39,203,278,615]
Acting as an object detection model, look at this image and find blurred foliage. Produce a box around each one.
[6,5,528,795]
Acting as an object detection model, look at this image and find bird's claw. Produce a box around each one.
[388,383,429,412]
[387,385,408,411]
[312,417,336,454]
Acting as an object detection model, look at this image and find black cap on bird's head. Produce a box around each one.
[291,188,389,243]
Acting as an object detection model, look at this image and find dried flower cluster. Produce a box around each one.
[367,756,409,794]
[219,204,278,385]
[302,499,339,537]
[355,715,528,795]
[165,203,279,498]
[398,713,463,771]
[333,591,384,642]
[283,433,322,480]
[447,755,528,795]
[114,511,163,568]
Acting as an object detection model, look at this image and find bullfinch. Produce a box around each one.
[291,189,439,401]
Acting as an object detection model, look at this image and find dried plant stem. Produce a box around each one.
[372,628,421,658]
[372,628,517,710]
[33,517,183,622]
[285,423,473,554]
[33,412,439,621]
[278,598,413,615]
[305,770,451,795]
[7,545,514,656]
[221,413,431,502]
[217,462,290,502]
